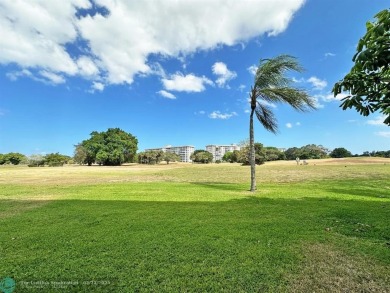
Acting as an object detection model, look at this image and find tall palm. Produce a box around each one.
[249,55,316,192]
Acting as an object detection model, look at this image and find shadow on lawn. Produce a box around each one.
[325,186,390,199]
[189,182,246,192]
[1,196,389,292]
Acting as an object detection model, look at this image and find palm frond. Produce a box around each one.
[260,88,317,112]
[255,102,278,133]
[255,55,303,89]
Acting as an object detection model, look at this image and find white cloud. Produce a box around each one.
[292,77,305,83]
[367,115,386,126]
[90,82,105,92]
[39,70,66,84]
[375,131,390,138]
[77,56,100,77]
[259,100,277,108]
[0,1,86,75]
[312,93,348,108]
[247,65,258,75]
[209,111,237,120]
[157,90,176,100]
[7,68,69,85]
[6,69,34,81]
[212,62,237,87]
[286,123,293,128]
[162,73,213,92]
[296,122,301,126]
[238,84,246,91]
[0,0,306,87]
[307,76,327,90]
[325,52,336,57]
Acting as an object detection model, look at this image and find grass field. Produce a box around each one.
[1,158,389,292]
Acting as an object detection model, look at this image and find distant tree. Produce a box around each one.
[222,151,233,162]
[299,144,329,159]
[330,147,353,158]
[28,154,45,167]
[332,9,390,125]
[1,152,27,165]
[263,147,286,161]
[138,152,147,164]
[190,151,213,164]
[237,143,265,165]
[248,55,316,191]
[364,150,390,158]
[284,147,302,160]
[74,144,87,165]
[75,128,138,166]
[223,150,240,163]
[95,150,109,166]
[138,150,164,164]
[163,152,181,164]
[45,153,71,167]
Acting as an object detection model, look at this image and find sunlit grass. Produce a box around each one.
[0,158,389,291]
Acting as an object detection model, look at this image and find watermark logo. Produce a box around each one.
[0,277,15,293]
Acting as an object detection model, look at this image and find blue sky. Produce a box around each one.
[0,0,389,156]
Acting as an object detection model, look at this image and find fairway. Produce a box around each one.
[1,159,389,292]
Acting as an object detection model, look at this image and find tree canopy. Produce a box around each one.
[74,128,138,166]
[330,147,353,158]
[190,150,213,164]
[0,152,27,165]
[138,150,164,164]
[284,144,329,160]
[332,9,390,125]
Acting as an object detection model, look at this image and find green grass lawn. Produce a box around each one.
[0,159,389,292]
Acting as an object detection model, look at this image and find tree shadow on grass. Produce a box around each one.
[189,182,247,192]
[325,187,390,199]
[0,196,389,292]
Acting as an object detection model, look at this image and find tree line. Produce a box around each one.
[1,129,389,167]
[0,152,71,166]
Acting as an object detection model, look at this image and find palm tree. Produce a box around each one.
[249,55,316,192]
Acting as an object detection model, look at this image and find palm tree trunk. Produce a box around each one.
[249,108,256,192]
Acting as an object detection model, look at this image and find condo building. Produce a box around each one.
[145,145,195,163]
[206,144,241,162]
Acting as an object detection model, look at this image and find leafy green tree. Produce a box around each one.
[285,145,328,160]
[222,150,240,163]
[332,9,390,125]
[263,147,286,161]
[299,144,329,159]
[45,153,71,166]
[2,152,27,165]
[138,150,164,164]
[163,152,181,164]
[248,55,316,191]
[284,147,301,160]
[96,150,109,166]
[237,143,265,165]
[361,150,390,158]
[330,147,353,158]
[75,128,138,166]
[222,151,233,162]
[74,144,87,165]
[190,151,213,164]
